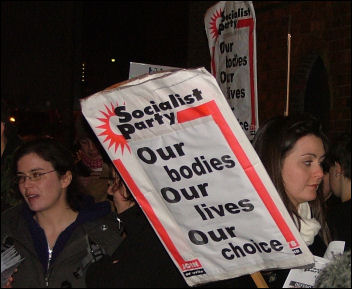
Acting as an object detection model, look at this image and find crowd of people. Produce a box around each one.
[1,99,351,288]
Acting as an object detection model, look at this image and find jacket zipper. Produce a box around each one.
[45,246,53,287]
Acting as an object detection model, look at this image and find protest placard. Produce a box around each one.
[204,1,258,141]
[129,62,180,79]
[81,67,314,287]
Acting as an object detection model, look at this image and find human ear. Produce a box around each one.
[334,162,343,177]
[61,171,73,188]
[107,175,123,196]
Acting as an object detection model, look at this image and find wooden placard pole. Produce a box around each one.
[284,15,292,117]
[251,272,269,288]
[284,33,291,117]
[251,17,291,287]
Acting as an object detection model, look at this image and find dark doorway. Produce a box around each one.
[304,57,330,133]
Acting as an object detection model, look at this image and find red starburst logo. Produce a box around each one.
[96,103,131,154]
[209,8,223,39]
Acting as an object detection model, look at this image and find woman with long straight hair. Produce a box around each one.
[252,113,332,287]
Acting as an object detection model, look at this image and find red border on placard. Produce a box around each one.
[113,159,203,272]
[211,18,256,131]
[113,100,299,272]
[177,101,299,248]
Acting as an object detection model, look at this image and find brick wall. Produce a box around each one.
[255,1,351,140]
[187,1,351,140]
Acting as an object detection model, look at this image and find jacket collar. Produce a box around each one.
[22,196,111,271]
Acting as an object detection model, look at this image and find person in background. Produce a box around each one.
[1,98,23,212]
[1,138,123,287]
[252,113,332,287]
[326,133,351,250]
[85,165,189,288]
[73,114,113,208]
[86,164,257,288]
[321,159,340,215]
[322,162,333,202]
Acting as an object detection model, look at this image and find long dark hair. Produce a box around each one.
[12,137,86,211]
[252,113,331,245]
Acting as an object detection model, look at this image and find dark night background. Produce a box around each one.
[2,1,351,145]
[1,1,195,144]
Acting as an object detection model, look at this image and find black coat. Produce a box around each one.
[86,205,257,288]
[86,205,188,288]
[327,199,351,251]
[1,199,123,288]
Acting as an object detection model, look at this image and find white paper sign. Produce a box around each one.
[81,68,313,287]
[283,241,345,288]
[129,62,180,79]
[323,241,345,260]
[204,1,258,141]
[283,256,330,288]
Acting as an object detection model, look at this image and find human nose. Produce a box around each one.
[22,175,35,187]
[313,164,324,181]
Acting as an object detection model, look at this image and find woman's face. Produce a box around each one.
[17,153,70,213]
[282,134,325,208]
[79,138,101,160]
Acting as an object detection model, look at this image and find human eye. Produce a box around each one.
[303,160,313,166]
[31,172,43,180]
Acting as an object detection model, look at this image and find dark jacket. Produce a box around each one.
[86,205,257,288]
[327,199,351,251]
[86,205,189,288]
[1,198,124,288]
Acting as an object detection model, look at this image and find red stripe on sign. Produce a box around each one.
[236,18,256,129]
[112,159,203,268]
[177,101,299,248]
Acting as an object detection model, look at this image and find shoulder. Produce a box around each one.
[81,211,124,256]
[1,203,24,224]
[1,203,27,243]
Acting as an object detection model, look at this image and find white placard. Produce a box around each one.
[205,1,258,141]
[81,67,313,287]
[129,62,180,79]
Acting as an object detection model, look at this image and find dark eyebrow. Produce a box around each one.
[300,153,326,160]
[16,168,45,174]
[301,153,317,157]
